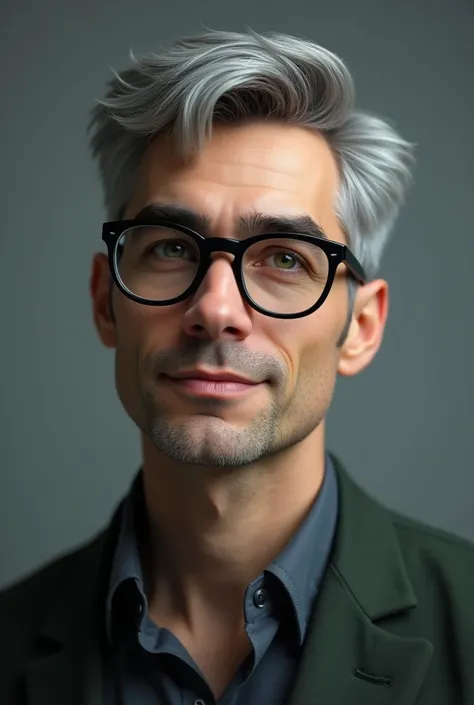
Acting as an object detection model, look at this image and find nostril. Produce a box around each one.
[187,324,207,337]
[185,323,244,342]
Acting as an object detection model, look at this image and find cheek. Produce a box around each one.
[296,340,339,393]
[284,334,340,429]
[114,293,182,349]
[266,307,341,391]
[113,301,155,404]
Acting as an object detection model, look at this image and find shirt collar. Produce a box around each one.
[266,453,339,644]
[105,453,339,646]
[105,471,146,645]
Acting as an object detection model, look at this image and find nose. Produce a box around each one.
[181,255,253,341]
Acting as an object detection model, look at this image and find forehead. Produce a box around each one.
[127,122,341,236]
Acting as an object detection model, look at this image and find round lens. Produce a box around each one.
[243,238,329,314]
[115,225,200,301]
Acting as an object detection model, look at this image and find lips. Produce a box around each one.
[167,370,259,385]
[162,369,263,399]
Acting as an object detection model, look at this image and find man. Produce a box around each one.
[1,28,473,705]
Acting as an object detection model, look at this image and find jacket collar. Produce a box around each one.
[330,453,418,619]
[287,454,433,705]
[24,457,433,705]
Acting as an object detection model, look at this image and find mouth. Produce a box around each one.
[162,370,264,399]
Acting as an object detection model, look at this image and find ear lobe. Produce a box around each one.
[337,319,363,376]
[337,279,389,377]
[90,253,117,349]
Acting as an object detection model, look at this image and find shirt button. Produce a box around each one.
[253,588,267,608]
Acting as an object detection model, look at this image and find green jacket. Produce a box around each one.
[1,456,473,705]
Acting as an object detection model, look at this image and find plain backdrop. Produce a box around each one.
[0,0,473,589]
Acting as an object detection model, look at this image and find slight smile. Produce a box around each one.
[162,370,263,399]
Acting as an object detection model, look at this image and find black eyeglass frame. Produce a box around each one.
[102,218,367,320]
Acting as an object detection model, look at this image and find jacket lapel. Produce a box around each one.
[288,456,433,705]
[24,502,123,705]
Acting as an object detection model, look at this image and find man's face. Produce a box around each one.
[92,122,377,468]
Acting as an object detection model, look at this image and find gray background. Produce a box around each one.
[1,0,473,590]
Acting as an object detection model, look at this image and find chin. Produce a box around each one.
[145,413,276,469]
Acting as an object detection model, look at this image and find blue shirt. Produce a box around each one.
[105,453,339,705]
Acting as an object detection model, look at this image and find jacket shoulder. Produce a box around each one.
[0,533,108,705]
[390,508,474,564]
[388,507,474,617]
[0,534,103,645]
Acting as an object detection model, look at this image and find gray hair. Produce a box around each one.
[89,29,415,280]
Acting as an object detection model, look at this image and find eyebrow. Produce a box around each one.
[134,203,329,241]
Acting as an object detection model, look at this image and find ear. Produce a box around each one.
[337,279,389,377]
[90,253,117,349]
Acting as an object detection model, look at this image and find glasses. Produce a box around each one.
[102,219,367,319]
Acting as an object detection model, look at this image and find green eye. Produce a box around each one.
[272,252,299,269]
[162,242,186,258]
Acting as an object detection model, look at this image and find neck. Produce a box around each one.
[139,425,326,627]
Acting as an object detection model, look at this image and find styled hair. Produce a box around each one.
[89,29,415,280]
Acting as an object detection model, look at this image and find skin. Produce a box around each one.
[90,121,388,691]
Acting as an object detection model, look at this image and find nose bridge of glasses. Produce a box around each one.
[201,246,240,292]
[198,237,242,287]
[191,237,247,307]
[202,236,241,260]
